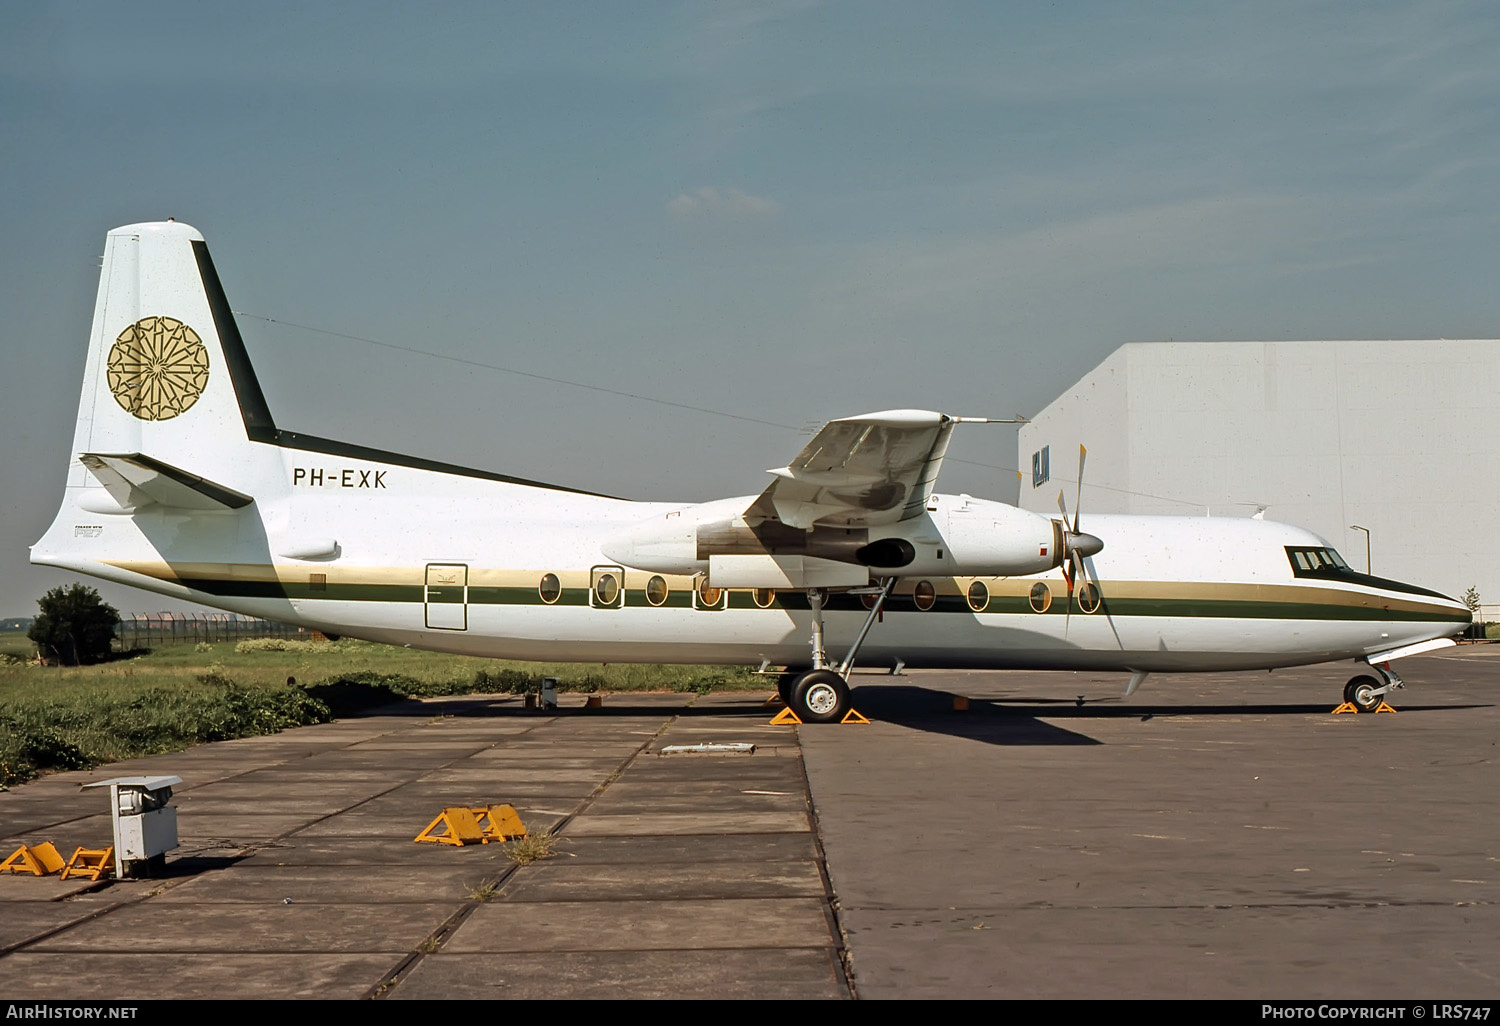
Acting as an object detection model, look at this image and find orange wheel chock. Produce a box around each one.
[415,805,528,845]
[1,842,67,877]
[62,847,114,881]
[1332,701,1397,715]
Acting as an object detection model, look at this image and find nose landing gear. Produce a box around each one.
[1341,663,1404,713]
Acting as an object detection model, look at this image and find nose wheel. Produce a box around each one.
[1342,663,1403,713]
[1343,675,1384,713]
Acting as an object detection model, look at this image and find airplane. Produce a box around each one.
[31,221,1472,722]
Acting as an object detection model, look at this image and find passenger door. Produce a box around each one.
[425,563,468,630]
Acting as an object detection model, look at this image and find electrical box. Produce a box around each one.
[82,775,182,878]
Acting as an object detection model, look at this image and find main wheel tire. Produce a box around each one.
[1344,675,1383,713]
[776,673,799,707]
[791,669,850,724]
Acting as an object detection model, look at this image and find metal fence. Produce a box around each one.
[115,612,308,649]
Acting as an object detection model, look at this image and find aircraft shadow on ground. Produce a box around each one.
[357,694,778,718]
[336,690,1492,742]
[844,684,1492,747]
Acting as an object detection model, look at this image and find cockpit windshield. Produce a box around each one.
[1286,547,1352,577]
[1282,545,1456,601]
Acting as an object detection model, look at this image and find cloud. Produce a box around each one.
[667,186,783,222]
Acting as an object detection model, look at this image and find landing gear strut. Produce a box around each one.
[779,580,897,723]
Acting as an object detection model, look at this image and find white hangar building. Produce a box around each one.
[1016,340,1500,617]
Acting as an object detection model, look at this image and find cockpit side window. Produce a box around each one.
[1286,546,1353,578]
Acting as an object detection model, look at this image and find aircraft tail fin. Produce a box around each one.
[65,220,281,499]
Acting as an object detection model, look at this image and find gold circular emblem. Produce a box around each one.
[107,316,210,421]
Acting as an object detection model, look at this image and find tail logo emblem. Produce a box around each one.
[107,316,210,421]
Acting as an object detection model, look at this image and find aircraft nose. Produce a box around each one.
[1067,531,1104,558]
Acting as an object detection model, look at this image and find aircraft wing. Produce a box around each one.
[80,453,254,511]
[745,410,961,530]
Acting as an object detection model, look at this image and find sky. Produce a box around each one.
[3,1,1499,617]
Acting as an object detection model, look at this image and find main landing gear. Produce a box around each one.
[1343,663,1405,713]
[778,669,851,724]
[777,580,896,723]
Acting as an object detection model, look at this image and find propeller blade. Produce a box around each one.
[1074,445,1086,535]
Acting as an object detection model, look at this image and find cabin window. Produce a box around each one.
[1029,581,1051,613]
[967,581,989,612]
[539,573,561,604]
[590,566,626,608]
[753,588,776,608]
[1077,582,1101,614]
[594,573,620,606]
[695,578,727,610]
[913,580,936,611]
[646,575,669,606]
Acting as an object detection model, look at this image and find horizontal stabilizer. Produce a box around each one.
[80,453,254,512]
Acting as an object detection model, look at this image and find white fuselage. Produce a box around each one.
[33,452,1471,674]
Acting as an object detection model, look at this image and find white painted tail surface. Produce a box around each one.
[66,220,281,499]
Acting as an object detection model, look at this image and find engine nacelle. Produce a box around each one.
[601,496,753,576]
[603,493,1076,586]
[878,495,1062,577]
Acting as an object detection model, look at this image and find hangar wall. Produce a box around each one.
[1017,340,1500,613]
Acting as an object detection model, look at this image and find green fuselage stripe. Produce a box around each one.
[150,575,1462,623]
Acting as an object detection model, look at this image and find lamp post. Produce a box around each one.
[1349,525,1371,574]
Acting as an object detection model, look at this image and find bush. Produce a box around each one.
[0,719,89,783]
[234,638,341,654]
[28,584,120,665]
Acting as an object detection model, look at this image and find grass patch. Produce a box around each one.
[0,638,764,787]
[502,830,559,865]
[467,881,500,902]
[0,630,36,663]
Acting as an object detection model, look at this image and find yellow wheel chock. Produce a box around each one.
[1332,701,1397,714]
[62,847,114,881]
[415,805,528,846]
[1,842,67,876]
[769,706,870,725]
[480,804,527,842]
